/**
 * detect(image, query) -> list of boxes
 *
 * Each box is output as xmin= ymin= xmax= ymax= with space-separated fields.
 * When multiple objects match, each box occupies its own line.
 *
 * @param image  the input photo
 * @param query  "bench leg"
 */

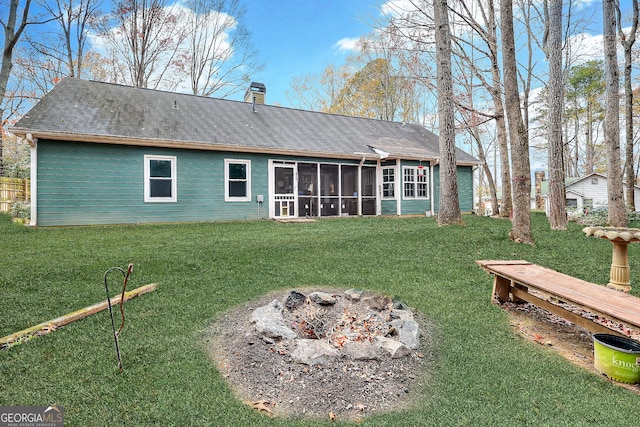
xmin=493 ymin=275 xmax=511 ymax=303
xmin=511 ymin=283 xmax=528 ymax=303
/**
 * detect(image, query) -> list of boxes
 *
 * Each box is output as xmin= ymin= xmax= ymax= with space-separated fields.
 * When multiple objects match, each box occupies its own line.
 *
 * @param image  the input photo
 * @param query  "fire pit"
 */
xmin=202 ymin=288 xmax=431 ymax=420
xmin=584 ymin=226 xmax=640 ymax=292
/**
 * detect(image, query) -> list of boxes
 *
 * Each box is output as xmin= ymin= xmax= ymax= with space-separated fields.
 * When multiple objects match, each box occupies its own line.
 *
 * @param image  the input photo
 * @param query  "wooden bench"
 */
xmin=476 ymin=260 xmax=640 ymax=337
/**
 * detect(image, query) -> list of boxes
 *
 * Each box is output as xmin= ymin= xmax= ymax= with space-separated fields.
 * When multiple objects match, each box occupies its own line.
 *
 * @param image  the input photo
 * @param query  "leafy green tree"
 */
xmin=566 ymin=60 xmax=605 ymax=175
xmin=328 ymin=58 xmax=413 ymax=121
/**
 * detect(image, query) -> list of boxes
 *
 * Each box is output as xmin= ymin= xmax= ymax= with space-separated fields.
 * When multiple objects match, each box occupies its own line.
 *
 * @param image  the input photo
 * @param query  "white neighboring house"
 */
xmin=542 ymin=173 xmax=640 ymax=215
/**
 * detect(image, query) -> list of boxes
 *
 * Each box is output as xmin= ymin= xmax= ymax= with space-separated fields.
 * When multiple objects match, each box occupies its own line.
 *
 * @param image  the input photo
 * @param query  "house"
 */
xmin=541 ymin=172 xmax=640 ymax=215
xmin=11 ymin=78 xmax=479 ymax=226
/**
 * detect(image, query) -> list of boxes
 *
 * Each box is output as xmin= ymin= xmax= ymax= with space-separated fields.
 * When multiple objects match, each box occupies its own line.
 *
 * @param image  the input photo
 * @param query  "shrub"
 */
xmin=10 ymin=201 xmax=30 ymax=221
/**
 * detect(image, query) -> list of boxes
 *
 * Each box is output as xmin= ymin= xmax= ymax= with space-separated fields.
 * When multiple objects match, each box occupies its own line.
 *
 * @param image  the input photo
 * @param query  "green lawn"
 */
xmin=1 ymin=212 xmax=639 ymax=426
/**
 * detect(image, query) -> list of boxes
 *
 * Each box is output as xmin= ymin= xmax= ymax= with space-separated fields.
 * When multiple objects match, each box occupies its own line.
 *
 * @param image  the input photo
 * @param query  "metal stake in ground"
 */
xmin=103 ymin=264 xmax=133 ymax=372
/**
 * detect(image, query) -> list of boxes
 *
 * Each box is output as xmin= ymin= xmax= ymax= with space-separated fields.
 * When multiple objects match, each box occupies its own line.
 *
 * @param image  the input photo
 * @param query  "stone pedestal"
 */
xmin=608 ymin=240 xmax=631 ymax=292
xmin=584 ymin=226 xmax=640 ymax=293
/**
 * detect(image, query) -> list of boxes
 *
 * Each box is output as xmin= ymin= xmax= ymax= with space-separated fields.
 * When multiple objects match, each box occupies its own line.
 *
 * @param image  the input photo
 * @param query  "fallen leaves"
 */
xmin=246 ymin=400 xmax=273 ymax=415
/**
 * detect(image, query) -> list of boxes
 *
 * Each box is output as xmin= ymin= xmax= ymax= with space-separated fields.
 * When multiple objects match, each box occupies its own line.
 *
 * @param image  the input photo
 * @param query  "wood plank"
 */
xmin=477 ymin=260 xmax=532 ymax=267
xmin=493 ymin=275 xmax=511 ymax=303
xmin=482 ymin=263 xmax=640 ymax=329
xmin=510 ymin=286 xmax=625 ymax=336
xmin=1 ymin=283 xmax=157 ymax=349
xmin=478 ymin=260 xmax=640 ymax=333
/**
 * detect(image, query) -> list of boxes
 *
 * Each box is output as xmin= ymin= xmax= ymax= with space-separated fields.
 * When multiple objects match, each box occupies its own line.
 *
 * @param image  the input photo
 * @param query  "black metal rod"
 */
xmin=103 ymin=266 xmax=126 ymax=372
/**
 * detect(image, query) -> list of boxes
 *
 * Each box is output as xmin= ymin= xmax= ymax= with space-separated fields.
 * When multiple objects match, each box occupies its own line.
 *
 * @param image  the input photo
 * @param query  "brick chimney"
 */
xmin=244 ymin=82 xmax=266 ymax=105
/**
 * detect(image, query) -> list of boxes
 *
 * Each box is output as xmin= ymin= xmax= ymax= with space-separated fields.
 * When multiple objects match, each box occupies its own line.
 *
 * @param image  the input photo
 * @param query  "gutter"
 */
xmin=10 ymin=129 xmax=384 ymax=162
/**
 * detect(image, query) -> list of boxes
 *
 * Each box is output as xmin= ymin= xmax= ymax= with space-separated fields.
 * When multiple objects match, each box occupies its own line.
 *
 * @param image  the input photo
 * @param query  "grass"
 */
xmin=1 ymin=212 xmax=640 ymax=426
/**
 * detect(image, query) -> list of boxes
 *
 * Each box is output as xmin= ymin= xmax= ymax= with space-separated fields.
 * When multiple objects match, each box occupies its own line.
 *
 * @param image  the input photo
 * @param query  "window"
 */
xmin=403 ymin=166 xmax=429 ymax=199
xmin=382 ymin=167 xmax=395 ymax=198
xmin=225 ymin=159 xmax=251 ymax=201
xmin=144 ymin=155 xmax=177 ymax=202
xmin=566 ymin=198 xmax=578 ymax=208
xmin=591 ymin=178 xmax=598 ymax=185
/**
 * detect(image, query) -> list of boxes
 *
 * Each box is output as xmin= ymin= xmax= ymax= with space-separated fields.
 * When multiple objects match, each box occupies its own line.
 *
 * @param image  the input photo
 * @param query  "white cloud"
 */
xmin=567 ymin=32 xmax=605 ymax=64
xmin=334 ymin=37 xmax=360 ymax=52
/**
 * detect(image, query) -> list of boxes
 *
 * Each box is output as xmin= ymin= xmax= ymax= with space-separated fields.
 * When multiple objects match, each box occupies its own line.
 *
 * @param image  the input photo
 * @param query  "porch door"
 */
xmin=273 ymin=163 xmax=296 ymax=218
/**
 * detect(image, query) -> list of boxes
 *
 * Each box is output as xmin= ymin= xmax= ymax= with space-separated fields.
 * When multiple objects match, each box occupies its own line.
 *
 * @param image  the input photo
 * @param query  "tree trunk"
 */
xmin=434 ymin=0 xmax=462 ymax=225
xmin=619 ymin=0 xmax=638 ymax=212
xmin=1 ymin=0 xmax=33 ymax=176
xmin=546 ymin=0 xmax=567 ymax=230
xmin=501 ymin=0 xmax=534 ymax=244
xmin=603 ymin=0 xmax=627 ymax=227
xmin=486 ymin=0 xmax=512 ymax=218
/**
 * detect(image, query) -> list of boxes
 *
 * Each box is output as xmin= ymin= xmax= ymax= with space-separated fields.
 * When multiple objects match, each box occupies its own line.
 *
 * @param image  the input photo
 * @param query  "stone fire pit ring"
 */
xmin=203 ymin=287 xmax=432 ymax=420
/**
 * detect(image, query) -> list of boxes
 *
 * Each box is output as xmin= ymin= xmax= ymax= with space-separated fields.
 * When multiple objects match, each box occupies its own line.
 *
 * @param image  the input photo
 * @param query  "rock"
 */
xmin=250 ymin=299 xmax=298 ymax=340
xmin=343 ymin=340 xmax=379 ymax=360
xmin=308 ymin=292 xmax=337 ymax=305
xmin=390 ymin=319 xmax=420 ymax=349
xmin=283 ymin=290 xmax=307 ymax=311
xmin=376 ymin=336 xmax=411 ymax=358
xmin=392 ymin=298 xmax=411 ymax=311
xmin=362 ymin=294 xmax=391 ymax=311
xmin=344 ymin=288 xmax=365 ymax=301
xmin=390 ymin=308 xmax=414 ymax=321
xmin=291 ymin=339 xmax=339 ymax=365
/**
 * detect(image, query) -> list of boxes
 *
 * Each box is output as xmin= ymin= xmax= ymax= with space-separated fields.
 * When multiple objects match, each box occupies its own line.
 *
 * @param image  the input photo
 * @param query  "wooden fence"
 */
xmin=0 ymin=177 xmax=30 ymax=212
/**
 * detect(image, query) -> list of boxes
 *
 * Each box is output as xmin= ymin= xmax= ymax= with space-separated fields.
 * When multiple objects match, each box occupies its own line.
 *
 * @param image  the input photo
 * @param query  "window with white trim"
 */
xmin=225 ymin=159 xmax=251 ymax=201
xmin=144 ymin=155 xmax=177 ymax=202
xmin=382 ymin=167 xmax=395 ymax=198
xmin=403 ymin=166 xmax=429 ymax=199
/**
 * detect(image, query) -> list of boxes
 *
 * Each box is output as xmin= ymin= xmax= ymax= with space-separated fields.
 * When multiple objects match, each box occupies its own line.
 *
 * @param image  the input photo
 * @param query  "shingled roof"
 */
xmin=12 ymin=78 xmax=478 ymax=164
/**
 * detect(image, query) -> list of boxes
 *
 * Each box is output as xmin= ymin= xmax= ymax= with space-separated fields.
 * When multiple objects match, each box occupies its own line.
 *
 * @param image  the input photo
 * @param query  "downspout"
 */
xmin=396 ymin=161 xmax=401 ymax=216
xmin=430 ymin=160 xmax=438 ymax=215
xmin=26 ymin=133 xmax=37 ymax=226
xmin=375 ymin=157 xmax=382 ymax=216
xmin=358 ymin=155 xmax=365 ymax=216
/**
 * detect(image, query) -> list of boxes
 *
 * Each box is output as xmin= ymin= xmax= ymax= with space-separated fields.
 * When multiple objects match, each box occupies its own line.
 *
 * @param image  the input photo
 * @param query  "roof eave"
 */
xmin=10 ymin=129 xmax=384 ymax=161
xmin=11 ymin=128 xmax=481 ymax=166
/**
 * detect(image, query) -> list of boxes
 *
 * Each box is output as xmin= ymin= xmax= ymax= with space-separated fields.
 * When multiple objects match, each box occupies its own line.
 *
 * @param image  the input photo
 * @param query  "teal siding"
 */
xmin=36 ymin=140 xmax=270 ymax=226
xmin=381 ymin=199 xmax=397 ymax=215
xmin=457 ymin=166 xmax=474 ymax=212
xmin=399 ymin=160 xmax=431 ymax=215
xmin=35 ymin=140 xmax=475 ymax=225
xmin=432 ymin=165 xmax=474 ymax=213
xmin=401 ymin=199 xmax=431 ymax=215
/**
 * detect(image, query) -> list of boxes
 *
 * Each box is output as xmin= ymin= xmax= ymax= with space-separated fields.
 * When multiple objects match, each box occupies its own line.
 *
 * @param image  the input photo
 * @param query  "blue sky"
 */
xmin=236 ymin=0 xmax=384 ymax=106
xmin=235 ymin=0 xmax=618 ymax=108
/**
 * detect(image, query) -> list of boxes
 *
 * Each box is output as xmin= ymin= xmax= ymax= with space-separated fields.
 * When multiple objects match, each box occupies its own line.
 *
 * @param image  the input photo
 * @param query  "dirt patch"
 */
xmin=200 ymin=288 xmax=433 ymax=422
xmin=503 ymin=301 xmax=640 ymax=394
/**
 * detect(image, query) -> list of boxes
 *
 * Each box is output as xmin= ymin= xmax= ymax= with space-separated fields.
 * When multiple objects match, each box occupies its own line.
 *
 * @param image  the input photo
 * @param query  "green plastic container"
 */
xmin=593 ymin=334 xmax=640 ymax=384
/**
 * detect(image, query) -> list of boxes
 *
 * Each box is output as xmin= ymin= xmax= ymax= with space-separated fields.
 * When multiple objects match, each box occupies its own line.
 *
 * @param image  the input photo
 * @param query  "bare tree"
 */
xmin=544 ymin=0 xmax=567 ymax=229
xmin=501 ymin=0 xmax=533 ymax=244
xmin=1 ymin=0 xmax=34 ymax=175
xmin=617 ymin=0 xmax=639 ymax=211
xmin=433 ymin=0 xmax=461 ymax=224
xmin=287 ymin=65 xmax=343 ymax=112
xmin=603 ymin=0 xmax=627 ymax=227
xmin=452 ymin=0 xmax=511 ymax=218
xmin=183 ymin=0 xmax=262 ymax=98
xmin=97 ymin=0 xmax=189 ymax=90
xmin=31 ymin=0 xmax=102 ymax=79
